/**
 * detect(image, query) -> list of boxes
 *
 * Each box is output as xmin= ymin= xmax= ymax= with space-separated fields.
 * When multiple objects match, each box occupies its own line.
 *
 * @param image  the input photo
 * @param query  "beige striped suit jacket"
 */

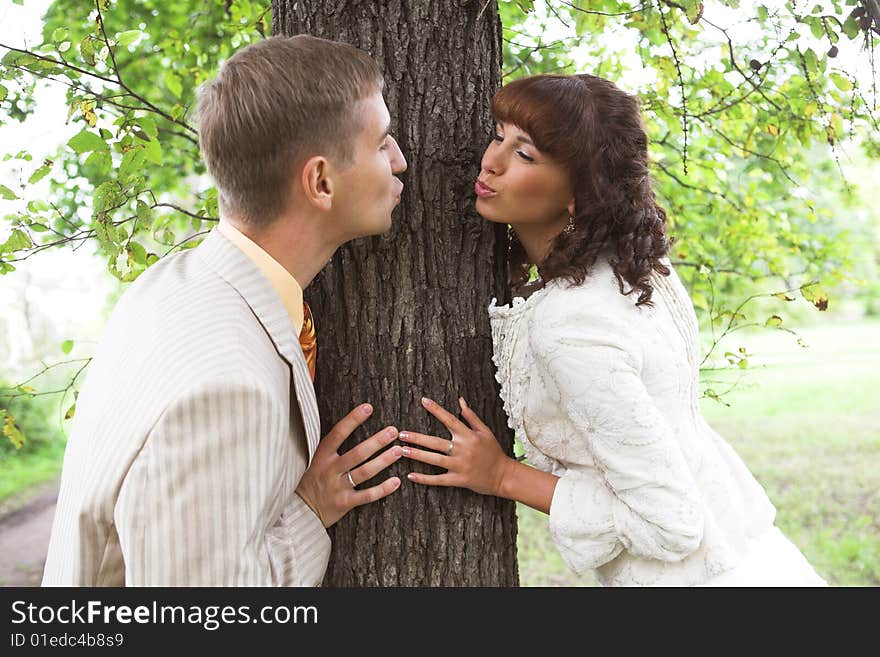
xmin=41 ymin=228 xmax=331 ymax=586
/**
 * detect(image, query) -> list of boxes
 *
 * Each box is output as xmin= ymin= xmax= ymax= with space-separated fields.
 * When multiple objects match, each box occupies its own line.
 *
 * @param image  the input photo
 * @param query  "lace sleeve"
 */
xmin=529 ymin=305 xmax=704 ymax=572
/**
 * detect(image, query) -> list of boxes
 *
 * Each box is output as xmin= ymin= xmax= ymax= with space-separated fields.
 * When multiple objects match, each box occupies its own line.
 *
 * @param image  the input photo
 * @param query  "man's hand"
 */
xmin=295 ymin=403 xmax=402 ymax=528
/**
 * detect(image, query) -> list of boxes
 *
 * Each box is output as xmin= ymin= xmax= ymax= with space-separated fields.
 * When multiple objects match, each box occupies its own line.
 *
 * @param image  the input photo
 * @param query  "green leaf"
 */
xmin=0 ymin=83 xmax=7 ymax=103
xmin=128 ymin=241 xmax=147 ymax=265
xmin=80 ymin=36 xmax=96 ymax=66
xmin=84 ymin=150 xmax=111 ymax=175
xmin=64 ymin=403 xmax=76 ymax=420
xmin=801 ymin=284 xmax=829 ymax=311
xmin=52 ymin=27 xmax=69 ymax=43
xmin=146 ymin=253 xmax=159 ymax=267
xmin=143 ymin=137 xmax=162 ymax=165
xmin=116 ymin=30 xmax=143 ymax=48
xmin=119 ymin=145 xmax=147 ymax=183
xmin=842 ymin=15 xmax=860 ymax=39
xmin=68 ymin=129 xmax=108 ymax=154
xmin=2 ymin=228 xmax=32 ymax=252
xmin=29 ymin=223 xmax=48 ymax=233
xmin=135 ymin=116 xmax=158 ymax=139
xmin=803 ymin=48 xmax=818 ymax=74
xmin=0 ymin=184 xmax=17 ymax=200
xmin=93 ymin=180 xmax=119 ymax=214
xmin=829 ymin=72 xmax=853 ymax=91
xmin=165 ymin=72 xmax=183 ymax=99
xmin=683 ymin=0 xmax=704 ymax=24
xmin=28 ymin=162 xmax=52 ymax=184
xmin=765 ymin=315 xmax=783 ymax=327
xmin=61 ymin=339 xmax=74 ymax=354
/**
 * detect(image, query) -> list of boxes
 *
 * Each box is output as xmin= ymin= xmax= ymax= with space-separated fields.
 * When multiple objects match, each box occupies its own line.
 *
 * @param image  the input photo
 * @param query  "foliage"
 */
xmin=499 ymin=0 xmax=879 ymax=371
xmin=0 ymin=0 xmax=269 ymax=281
xmin=0 ymin=380 xmax=63 ymax=455
xmin=0 ymin=0 xmax=878 ymax=408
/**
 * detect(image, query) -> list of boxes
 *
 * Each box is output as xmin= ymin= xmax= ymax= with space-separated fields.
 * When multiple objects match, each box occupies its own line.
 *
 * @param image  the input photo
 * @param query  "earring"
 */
xmin=562 ymin=215 xmax=575 ymax=234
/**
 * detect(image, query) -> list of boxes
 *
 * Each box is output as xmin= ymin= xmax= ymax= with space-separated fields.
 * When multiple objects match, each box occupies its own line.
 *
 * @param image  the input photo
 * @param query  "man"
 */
xmin=42 ymin=35 xmax=407 ymax=586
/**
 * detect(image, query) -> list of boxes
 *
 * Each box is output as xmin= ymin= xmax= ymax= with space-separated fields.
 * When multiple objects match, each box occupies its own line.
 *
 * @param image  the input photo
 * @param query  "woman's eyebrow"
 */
xmin=515 ymin=134 xmax=534 ymax=146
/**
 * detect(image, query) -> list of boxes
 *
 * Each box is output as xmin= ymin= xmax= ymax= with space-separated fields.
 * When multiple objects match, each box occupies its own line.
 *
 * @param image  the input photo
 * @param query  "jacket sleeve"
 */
xmin=529 ymin=305 xmax=704 ymax=574
xmin=115 ymin=379 xmax=330 ymax=586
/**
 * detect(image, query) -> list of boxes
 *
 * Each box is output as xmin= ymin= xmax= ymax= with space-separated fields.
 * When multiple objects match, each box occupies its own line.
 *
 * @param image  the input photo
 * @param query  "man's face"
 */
xmin=332 ymin=92 xmax=407 ymax=239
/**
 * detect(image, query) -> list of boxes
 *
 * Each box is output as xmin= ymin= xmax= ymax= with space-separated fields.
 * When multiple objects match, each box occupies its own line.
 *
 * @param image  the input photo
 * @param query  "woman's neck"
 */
xmin=510 ymin=216 xmax=568 ymax=265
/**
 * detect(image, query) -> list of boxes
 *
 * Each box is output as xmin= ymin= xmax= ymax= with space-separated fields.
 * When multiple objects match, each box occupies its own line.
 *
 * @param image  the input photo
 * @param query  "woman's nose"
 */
xmin=481 ymin=144 xmax=502 ymax=176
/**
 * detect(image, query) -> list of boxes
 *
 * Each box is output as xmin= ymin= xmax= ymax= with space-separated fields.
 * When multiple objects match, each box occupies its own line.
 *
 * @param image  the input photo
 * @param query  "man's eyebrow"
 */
xmin=379 ymin=123 xmax=391 ymax=144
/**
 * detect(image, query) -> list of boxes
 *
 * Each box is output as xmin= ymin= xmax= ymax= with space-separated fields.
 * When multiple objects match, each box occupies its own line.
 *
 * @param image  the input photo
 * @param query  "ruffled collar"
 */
xmin=488 ymin=280 xmax=557 ymax=320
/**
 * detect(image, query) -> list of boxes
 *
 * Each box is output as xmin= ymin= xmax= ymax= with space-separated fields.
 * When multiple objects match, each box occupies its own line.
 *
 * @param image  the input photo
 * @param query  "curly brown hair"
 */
xmin=492 ymin=74 xmax=671 ymax=306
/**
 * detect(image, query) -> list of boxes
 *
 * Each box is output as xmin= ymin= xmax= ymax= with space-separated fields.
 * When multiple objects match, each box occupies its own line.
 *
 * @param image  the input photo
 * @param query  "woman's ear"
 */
xmin=301 ymin=155 xmax=333 ymax=212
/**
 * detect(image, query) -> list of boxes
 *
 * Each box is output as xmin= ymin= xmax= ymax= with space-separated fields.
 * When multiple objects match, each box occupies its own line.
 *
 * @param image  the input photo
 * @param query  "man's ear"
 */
xmin=301 ymin=155 xmax=333 ymax=212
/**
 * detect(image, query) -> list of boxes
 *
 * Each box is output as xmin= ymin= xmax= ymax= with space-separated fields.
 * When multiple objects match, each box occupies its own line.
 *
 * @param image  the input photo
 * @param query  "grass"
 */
xmin=2 ymin=320 xmax=877 ymax=586
xmin=516 ymin=318 xmax=880 ymax=586
xmin=0 ymin=439 xmax=66 ymax=511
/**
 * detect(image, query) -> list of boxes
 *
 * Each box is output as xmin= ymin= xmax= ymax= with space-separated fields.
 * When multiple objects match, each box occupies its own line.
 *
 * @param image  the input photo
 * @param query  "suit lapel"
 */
xmin=195 ymin=228 xmax=321 ymax=462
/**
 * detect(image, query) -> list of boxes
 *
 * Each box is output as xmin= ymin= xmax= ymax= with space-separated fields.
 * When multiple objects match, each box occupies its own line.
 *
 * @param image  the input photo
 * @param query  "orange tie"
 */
xmin=299 ymin=302 xmax=317 ymax=381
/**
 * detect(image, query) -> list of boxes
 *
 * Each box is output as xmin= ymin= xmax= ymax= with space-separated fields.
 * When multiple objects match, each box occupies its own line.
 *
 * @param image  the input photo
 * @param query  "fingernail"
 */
xmin=421 ymin=397 xmax=432 ymax=407
xmin=386 ymin=427 xmax=398 ymax=439
xmin=459 ymin=397 xmax=467 ymax=410
xmin=400 ymin=446 xmax=411 ymax=455
xmin=362 ymin=404 xmax=373 ymax=416
xmin=407 ymin=473 xmax=416 ymax=481
xmin=399 ymin=431 xmax=410 ymax=441
xmin=391 ymin=477 xmax=401 ymax=488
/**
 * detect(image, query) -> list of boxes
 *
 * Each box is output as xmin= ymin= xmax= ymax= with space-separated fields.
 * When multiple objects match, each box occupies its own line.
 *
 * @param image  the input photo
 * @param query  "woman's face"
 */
xmin=475 ymin=122 xmax=574 ymax=229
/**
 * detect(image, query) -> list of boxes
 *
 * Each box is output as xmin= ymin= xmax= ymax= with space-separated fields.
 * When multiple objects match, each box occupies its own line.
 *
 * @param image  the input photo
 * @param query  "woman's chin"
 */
xmin=474 ymin=198 xmax=505 ymax=223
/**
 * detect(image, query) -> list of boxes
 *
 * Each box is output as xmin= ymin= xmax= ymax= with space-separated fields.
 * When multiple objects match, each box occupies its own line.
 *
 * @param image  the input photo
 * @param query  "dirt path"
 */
xmin=0 ymin=480 xmax=58 ymax=586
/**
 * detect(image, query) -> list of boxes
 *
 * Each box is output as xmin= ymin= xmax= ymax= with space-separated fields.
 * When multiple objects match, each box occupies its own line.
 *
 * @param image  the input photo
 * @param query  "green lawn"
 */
xmin=3 ymin=320 xmax=877 ymax=586
xmin=517 ymin=318 xmax=880 ymax=586
xmin=0 ymin=439 xmax=66 ymax=511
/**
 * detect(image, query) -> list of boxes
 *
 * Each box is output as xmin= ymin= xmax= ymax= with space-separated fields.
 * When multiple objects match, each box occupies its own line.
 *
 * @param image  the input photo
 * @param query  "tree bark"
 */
xmin=271 ymin=0 xmax=517 ymax=585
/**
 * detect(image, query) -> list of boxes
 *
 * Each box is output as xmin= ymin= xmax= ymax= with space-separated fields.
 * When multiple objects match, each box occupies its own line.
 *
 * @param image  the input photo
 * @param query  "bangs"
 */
xmin=491 ymin=75 xmax=582 ymax=158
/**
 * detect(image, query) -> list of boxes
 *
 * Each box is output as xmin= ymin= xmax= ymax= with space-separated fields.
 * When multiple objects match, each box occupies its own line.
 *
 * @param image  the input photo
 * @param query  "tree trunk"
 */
xmin=271 ymin=0 xmax=517 ymax=586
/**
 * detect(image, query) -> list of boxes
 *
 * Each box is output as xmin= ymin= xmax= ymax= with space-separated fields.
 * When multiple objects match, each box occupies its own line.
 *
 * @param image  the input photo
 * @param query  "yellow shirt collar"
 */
xmin=218 ymin=219 xmax=304 ymax=335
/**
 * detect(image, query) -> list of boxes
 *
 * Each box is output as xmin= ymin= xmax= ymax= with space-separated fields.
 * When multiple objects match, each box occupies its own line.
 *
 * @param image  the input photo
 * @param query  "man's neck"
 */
xmin=220 ymin=213 xmax=339 ymax=289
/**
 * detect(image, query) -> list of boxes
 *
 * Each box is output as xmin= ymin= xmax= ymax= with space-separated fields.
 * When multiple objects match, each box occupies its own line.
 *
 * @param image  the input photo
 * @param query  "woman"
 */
xmin=400 ymin=74 xmax=827 ymax=586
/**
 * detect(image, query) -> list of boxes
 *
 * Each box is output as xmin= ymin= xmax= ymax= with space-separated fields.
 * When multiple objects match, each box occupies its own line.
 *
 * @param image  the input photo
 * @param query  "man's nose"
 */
xmin=390 ymin=136 xmax=407 ymax=174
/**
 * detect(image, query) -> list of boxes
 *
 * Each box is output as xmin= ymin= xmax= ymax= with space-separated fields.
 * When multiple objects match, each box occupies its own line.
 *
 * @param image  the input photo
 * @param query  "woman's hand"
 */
xmin=401 ymin=396 xmax=513 ymax=497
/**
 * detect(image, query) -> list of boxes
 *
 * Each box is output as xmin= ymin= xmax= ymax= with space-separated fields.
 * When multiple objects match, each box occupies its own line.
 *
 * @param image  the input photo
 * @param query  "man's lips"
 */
xmin=475 ymin=180 xmax=497 ymax=197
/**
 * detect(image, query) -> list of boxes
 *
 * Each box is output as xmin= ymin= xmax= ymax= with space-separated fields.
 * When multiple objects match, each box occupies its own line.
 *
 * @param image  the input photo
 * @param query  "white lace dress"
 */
xmin=488 ymin=258 xmax=827 ymax=586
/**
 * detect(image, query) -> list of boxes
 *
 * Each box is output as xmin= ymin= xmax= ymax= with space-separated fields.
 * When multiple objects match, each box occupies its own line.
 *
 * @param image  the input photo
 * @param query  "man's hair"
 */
xmin=197 ymin=35 xmax=383 ymax=226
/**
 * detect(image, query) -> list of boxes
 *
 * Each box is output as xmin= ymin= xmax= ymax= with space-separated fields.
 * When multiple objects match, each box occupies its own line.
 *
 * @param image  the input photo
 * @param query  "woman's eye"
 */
xmin=517 ymin=151 xmax=534 ymax=162
xmin=493 ymin=133 xmax=504 ymax=142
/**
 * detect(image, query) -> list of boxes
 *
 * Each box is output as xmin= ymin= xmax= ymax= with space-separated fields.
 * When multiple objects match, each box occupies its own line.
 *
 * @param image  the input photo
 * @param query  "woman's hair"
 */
xmin=493 ymin=74 xmax=671 ymax=306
